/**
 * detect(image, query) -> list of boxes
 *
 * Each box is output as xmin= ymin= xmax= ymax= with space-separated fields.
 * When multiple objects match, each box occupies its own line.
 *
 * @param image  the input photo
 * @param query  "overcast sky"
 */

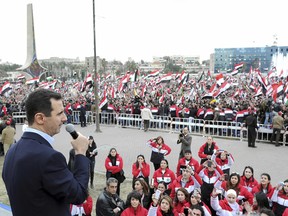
xmin=1 ymin=0 xmax=288 ymax=65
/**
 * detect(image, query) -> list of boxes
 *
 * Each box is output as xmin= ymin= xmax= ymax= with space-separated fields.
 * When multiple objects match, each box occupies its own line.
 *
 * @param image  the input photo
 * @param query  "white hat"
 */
xmin=226 ymin=189 xmax=237 ymax=197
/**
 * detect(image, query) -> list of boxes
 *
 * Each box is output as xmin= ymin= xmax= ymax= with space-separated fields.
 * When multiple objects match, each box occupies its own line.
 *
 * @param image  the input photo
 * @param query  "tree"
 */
xmin=101 ymin=58 xmax=108 ymax=75
xmin=124 ymin=60 xmax=137 ymax=73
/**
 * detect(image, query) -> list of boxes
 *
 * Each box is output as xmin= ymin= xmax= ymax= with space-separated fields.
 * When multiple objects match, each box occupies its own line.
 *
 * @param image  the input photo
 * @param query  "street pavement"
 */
xmin=1 ymin=123 xmax=287 ymax=215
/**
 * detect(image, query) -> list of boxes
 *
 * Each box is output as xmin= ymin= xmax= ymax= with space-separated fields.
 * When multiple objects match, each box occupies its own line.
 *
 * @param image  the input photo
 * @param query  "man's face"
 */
xmin=43 ymin=98 xmax=67 ymax=136
xmin=183 ymin=127 xmax=188 ymax=135
xmin=191 ymin=208 xmax=202 ymax=216
xmin=107 ymin=182 xmax=118 ymax=194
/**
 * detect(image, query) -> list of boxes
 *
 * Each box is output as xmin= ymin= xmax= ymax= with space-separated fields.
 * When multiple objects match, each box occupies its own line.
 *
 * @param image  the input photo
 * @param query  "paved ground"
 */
xmin=1 ymin=124 xmax=287 ymax=215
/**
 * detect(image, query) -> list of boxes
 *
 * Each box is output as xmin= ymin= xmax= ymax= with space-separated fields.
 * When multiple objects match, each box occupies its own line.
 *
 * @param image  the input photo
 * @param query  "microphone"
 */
xmin=65 ymin=124 xmax=78 ymax=139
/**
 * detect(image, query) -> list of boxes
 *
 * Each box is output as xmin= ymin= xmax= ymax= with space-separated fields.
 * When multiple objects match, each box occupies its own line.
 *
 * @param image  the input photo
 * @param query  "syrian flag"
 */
xmin=266 ymin=84 xmax=273 ymax=96
xmin=256 ymin=70 xmax=267 ymax=95
xmin=197 ymin=71 xmax=205 ymax=82
xmin=179 ymin=71 xmax=189 ymax=84
xmin=147 ymin=69 xmax=160 ymax=78
xmin=105 ymin=73 xmax=112 ymax=80
xmin=141 ymin=84 xmax=147 ymax=97
xmin=249 ymin=84 xmax=256 ymax=92
xmin=111 ymin=87 xmax=115 ymax=99
xmin=159 ymin=93 xmax=165 ymax=104
xmin=85 ymin=73 xmax=93 ymax=84
xmin=17 ymin=74 xmax=25 ymax=80
xmin=272 ymin=81 xmax=284 ymax=102
xmin=0 ymin=81 xmax=12 ymax=95
xmin=156 ymin=73 xmax=172 ymax=85
xmin=25 ymin=77 xmax=39 ymax=85
xmin=213 ymin=81 xmax=231 ymax=98
xmin=216 ymin=73 xmax=224 ymax=86
xmin=99 ymin=91 xmax=108 ymax=109
xmin=118 ymin=74 xmax=129 ymax=92
xmin=255 ymin=86 xmax=262 ymax=97
xmin=232 ymin=89 xmax=240 ymax=98
xmin=209 ymin=83 xmax=217 ymax=93
xmin=284 ymin=94 xmax=288 ymax=105
xmin=130 ymin=69 xmax=139 ymax=82
xmin=234 ymin=63 xmax=244 ymax=70
xmin=229 ymin=63 xmax=244 ymax=76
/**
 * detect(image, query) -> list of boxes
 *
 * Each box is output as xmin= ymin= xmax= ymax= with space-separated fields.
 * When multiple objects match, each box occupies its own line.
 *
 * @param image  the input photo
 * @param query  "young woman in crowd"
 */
xmin=189 ymin=189 xmax=211 ymax=216
xmin=105 ymin=148 xmax=124 ymax=196
xmin=214 ymin=172 xmax=254 ymax=205
xmin=244 ymin=191 xmax=270 ymax=216
xmin=86 ymin=135 xmax=97 ymax=188
xmin=271 ymin=179 xmax=288 ymax=216
xmin=132 ymin=178 xmax=151 ymax=209
xmin=132 ymin=154 xmax=150 ymax=187
xmin=240 ymin=166 xmax=259 ymax=193
xmin=122 ymin=191 xmax=148 ymax=216
xmin=146 ymin=136 xmax=171 ymax=170
xmin=173 ymin=187 xmax=190 ymax=215
xmin=252 ymin=173 xmax=274 ymax=206
xmin=152 ymin=159 xmax=176 ymax=193
xmin=210 ymin=188 xmax=243 ymax=216
xmin=198 ymin=136 xmax=219 ymax=164
xmin=148 ymin=195 xmax=174 ymax=216
xmin=211 ymin=149 xmax=234 ymax=178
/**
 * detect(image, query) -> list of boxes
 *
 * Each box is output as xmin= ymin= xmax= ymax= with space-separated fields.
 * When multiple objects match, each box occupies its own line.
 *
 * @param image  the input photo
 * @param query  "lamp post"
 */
xmin=93 ymin=0 xmax=101 ymax=132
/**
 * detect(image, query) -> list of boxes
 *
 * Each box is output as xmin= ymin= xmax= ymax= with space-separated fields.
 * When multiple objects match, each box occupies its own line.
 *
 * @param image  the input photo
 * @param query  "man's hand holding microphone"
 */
xmin=66 ymin=124 xmax=89 ymax=155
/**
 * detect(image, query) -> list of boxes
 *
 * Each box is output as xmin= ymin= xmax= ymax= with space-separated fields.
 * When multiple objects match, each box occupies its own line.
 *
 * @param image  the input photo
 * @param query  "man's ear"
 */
xmin=34 ymin=113 xmax=45 ymax=125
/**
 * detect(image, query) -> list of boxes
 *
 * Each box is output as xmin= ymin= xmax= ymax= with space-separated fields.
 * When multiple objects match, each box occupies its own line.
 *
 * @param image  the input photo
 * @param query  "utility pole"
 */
xmin=93 ymin=0 xmax=101 ymax=132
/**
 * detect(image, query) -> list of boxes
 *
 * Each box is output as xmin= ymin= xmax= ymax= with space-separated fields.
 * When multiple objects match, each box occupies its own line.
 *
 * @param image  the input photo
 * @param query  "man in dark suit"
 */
xmin=2 ymin=89 xmax=90 ymax=216
xmin=245 ymin=108 xmax=258 ymax=148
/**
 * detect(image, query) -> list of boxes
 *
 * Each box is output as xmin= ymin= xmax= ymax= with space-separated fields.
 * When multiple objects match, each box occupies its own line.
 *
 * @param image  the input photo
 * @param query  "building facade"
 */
xmin=214 ymin=45 xmax=288 ymax=73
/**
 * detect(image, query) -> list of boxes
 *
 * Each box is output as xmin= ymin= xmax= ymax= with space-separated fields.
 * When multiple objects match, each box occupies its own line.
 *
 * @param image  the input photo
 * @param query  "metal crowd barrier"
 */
xmin=11 ymin=111 xmax=287 ymax=146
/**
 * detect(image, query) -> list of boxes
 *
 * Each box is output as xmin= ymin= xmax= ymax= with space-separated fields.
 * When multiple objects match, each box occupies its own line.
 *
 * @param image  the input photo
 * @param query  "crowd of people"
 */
xmin=92 ymin=132 xmax=287 ymax=216
xmin=1 ymin=79 xmax=288 ymax=216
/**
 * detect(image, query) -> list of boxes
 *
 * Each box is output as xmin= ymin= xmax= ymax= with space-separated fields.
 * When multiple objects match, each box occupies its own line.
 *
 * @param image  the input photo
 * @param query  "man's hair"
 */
xmin=191 ymin=205 xmax=205 ymax=216
xmin=259 ymin=208 xmax=275 ymax=216
xmin=106 ymin=177 xmax=118 ymax=186
xmin=25 ymin=89 xmax=62 ymax=125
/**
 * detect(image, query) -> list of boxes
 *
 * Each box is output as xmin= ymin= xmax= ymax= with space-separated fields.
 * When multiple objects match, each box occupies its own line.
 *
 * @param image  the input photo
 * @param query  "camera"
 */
xmin=179 ymin=130 xmax=184 ymax=137
xmin=184 ymin=208 xmax=189 ymax=216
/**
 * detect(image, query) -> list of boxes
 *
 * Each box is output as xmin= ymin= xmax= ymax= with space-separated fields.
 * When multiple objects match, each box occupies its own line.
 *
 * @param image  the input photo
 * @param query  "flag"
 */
xmin=105 ymin=73 xmax=112 ymax=80
xmin=213 ymin=81 xmax=231 ymax=98
xmin=272 ymin=81 xmax=284 ymax=102
xmin=130 ymin=69 xmax=139 ymax=82
xmin=147 ymin=69 xmax=160 ymax=78
xmin=25 ymin=77 xmax=39 ymax=85
xmin=159 ymin=93 xmax=165 ymax=104
xmin=179 ymin=70 xmax=189 ymax=84
xmin=215 ymin=73 xmax=224 ymax=86
xmin=284 ymin=94 xmax=288 ymax=105
xmin=0 ymin=81 xmax=12 ymax=95
xmin=141 ymin=84 xmax=147 ymax=97
xmin=17 ymin=74 xmax=25 ymax=80
xmin=197 ymin=71 xmax=205 ymax=82
xmin=209 ymin=83 xmax=217 ymax=93
xmin=156 ymin=73 xmax=172 ymax=85
xmin=255 ymin=86 xmax=262 ymax=97
xmin=99 ymin=91 xmax=108 ymax=109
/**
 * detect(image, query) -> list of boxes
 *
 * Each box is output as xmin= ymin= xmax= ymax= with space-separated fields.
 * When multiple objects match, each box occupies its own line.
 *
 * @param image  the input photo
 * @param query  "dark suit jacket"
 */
xmin=2 ymin=132 xmax=90 ymax=216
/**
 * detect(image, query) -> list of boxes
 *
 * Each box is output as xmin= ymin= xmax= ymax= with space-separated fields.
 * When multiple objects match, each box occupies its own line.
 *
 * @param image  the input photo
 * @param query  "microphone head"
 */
xmin=65 ymin=124 xmax=75 ymax=133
